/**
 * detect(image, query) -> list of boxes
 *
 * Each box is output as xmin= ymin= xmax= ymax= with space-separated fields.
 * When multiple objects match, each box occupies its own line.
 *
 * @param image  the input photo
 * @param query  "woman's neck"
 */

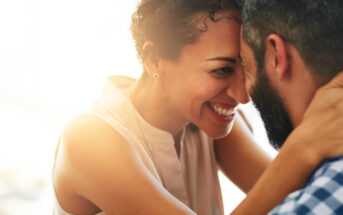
xmin=126 ymin=75 xmax=188 ymax=137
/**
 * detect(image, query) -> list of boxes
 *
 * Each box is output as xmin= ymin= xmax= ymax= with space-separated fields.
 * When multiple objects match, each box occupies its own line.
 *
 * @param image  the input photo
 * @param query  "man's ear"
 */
xmin=142 ymin=41 xmax=161 ymax=77
xmin=266 ymin=34 xmax=290 ymax=81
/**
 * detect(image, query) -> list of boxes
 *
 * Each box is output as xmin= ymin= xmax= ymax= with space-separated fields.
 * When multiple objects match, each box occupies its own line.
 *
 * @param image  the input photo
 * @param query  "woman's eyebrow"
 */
xmin=206 ymin=56 xmax=237 ymax=63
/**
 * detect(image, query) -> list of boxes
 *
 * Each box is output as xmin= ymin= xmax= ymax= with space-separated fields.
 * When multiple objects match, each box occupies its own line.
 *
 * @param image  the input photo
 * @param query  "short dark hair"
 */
xmin=131 ymin=0 xmax=242 ymax=62
xmin=242 ymin=0 xmax=343 ymax=84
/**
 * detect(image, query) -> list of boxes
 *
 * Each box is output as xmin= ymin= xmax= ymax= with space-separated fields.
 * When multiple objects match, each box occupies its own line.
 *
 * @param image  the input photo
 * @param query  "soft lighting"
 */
xmin=0 ymin=1 xmax=275 ymax=214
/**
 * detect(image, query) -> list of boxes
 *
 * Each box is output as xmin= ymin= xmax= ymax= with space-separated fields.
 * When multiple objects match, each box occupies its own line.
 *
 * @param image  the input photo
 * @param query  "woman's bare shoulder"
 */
xmin=54 ymin=114 xmax=146 ymax=199
xmin=55 ymin=114 xmax=141 ymax=178
xmin=54 ymin=114 xmax=146 ymax=212
xmin=54 ymin=115 xmax=194 ymax=215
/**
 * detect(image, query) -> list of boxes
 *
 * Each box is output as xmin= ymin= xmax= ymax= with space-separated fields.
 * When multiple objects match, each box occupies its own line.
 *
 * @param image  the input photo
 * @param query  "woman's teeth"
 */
xmin=210 ymin=103 xmax=236 ymax=117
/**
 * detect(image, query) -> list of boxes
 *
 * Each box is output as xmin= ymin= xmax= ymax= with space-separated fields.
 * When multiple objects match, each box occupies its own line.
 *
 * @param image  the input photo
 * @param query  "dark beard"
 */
xmin=250 ymin=70 xmax=294 ymax=150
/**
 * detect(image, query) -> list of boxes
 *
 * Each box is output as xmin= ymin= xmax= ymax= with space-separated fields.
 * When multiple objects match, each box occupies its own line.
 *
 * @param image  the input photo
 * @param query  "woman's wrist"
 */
xmin=281 ymin=126 xmax=323 ymax=171
xmin=232 ymin=134 xmax=322 ymax=215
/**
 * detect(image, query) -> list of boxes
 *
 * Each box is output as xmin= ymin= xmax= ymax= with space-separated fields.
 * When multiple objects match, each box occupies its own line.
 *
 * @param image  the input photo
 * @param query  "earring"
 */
xmin=152 ymin=72 xmax=160 ymax=79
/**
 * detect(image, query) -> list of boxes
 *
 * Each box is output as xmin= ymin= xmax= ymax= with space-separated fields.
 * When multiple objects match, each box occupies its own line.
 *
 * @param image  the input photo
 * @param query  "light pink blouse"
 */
xmin=54 ymin=76 xmax=224 ymax=215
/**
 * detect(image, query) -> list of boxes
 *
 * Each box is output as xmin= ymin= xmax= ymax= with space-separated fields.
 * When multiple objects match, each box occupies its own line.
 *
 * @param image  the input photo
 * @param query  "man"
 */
xmin=240 ymin=0 xmax=343 ymax=214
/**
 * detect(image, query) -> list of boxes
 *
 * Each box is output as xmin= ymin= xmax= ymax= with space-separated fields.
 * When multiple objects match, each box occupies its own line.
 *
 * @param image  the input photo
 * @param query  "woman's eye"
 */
xmin=210 ymin=67 xmax=234 ymax=78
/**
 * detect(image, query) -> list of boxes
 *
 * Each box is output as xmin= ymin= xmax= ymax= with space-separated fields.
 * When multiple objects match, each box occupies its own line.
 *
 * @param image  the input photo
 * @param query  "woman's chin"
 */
xmin=202 ymin=123 xmax=234 ymax=139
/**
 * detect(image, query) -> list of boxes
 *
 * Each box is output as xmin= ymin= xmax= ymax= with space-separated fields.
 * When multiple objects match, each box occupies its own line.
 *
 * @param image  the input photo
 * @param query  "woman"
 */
xmin=53 ymin=0 xmax=343 ymax=214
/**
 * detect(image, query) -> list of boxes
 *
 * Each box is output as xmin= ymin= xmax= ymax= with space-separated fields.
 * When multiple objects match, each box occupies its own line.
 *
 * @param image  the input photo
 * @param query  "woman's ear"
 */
xmin=142 ymin=41 xmax=161 ymax=78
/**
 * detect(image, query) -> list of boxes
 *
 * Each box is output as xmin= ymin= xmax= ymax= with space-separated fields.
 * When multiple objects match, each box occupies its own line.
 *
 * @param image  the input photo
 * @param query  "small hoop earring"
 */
xmin=152 ymin=72 xmax=160 ymax=79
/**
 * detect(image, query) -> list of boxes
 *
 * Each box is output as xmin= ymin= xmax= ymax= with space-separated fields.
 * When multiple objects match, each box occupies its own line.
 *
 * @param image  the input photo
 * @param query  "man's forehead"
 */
xmin=239 ymin=26 xmax=247 ymax=56
xmin=239 ymin=25 xmax=244 ymax=38
xmin=239 ymin=36 xmax=249 ymax=61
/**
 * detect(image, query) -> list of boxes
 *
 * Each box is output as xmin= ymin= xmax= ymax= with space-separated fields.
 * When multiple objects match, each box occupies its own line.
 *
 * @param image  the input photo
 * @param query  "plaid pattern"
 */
xmin=269 ymin=157 xmax=343 ymax=215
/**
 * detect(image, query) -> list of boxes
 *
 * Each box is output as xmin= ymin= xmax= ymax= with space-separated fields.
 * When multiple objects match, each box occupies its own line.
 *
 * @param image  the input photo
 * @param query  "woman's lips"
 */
xmin=208 ymin=102 xmax=236 ymax=123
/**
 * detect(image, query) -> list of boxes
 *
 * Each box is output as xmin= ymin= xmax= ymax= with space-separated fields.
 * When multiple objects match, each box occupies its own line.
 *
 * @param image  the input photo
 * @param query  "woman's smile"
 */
xmin=207 ymin=102 xmax=237 ymax=123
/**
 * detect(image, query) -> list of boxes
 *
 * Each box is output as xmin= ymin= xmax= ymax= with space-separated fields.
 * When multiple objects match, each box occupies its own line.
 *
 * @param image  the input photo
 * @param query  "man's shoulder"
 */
xmin=308 ymin=157 xmax=343 ymax=184
xmin=268 ymin=157 xmax=343 ymax=215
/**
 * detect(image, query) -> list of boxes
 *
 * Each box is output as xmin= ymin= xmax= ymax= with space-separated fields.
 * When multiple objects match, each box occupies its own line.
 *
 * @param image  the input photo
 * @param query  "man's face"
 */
xmin=240 ymin=35 xmax=293 ymax=150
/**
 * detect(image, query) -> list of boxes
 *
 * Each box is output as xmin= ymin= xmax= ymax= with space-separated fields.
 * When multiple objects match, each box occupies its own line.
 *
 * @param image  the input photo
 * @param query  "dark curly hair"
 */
xmin=131 ymin=0 xmax=242 ymax=62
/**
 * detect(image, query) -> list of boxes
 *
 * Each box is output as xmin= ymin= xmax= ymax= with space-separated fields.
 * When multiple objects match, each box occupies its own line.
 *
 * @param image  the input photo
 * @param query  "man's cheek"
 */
xmin=245 ymin=71 xmax=256 ymax=96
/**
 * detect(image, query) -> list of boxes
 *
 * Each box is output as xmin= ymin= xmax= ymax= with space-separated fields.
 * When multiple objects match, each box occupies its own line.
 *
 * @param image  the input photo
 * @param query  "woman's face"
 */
xmin=159 ymin=11 xmax=249 ymax=138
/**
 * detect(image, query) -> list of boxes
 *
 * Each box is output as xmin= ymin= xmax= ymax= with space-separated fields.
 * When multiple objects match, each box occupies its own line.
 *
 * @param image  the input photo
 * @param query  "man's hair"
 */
xmin=242 ymin=0 xmax=343 ymax=84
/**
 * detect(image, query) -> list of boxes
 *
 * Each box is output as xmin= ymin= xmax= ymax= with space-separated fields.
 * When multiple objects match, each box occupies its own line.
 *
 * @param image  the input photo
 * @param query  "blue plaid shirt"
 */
xmin=269 ymin=157 xmax=343 ymax=215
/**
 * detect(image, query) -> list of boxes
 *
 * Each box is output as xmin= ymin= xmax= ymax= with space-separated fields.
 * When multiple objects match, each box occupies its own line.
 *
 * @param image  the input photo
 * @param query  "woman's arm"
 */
xmin=230 ymin=139 xmax=318 ymax=215
xmin=232 ymin=72 xmax=343 ymax=214
xmin=54 ymin=115 xmax=196 ymax=215
xmin=215 ymin=113 xmax=271 ymax=193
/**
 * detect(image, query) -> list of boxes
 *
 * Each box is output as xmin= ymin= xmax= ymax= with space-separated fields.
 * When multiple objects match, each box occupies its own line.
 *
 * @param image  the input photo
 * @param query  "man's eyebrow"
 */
xmin=206 ymin=57 xmax=237 ymax=63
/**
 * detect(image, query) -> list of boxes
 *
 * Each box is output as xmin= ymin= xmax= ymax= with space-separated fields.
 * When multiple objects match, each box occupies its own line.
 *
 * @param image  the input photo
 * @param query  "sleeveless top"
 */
xmin=54 ymin=76 xmax=224 ymax=215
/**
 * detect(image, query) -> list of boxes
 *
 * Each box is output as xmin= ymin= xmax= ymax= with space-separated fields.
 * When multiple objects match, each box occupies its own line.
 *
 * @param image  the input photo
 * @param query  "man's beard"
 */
xmin=250 ymin=69 xmax=294 ymax=150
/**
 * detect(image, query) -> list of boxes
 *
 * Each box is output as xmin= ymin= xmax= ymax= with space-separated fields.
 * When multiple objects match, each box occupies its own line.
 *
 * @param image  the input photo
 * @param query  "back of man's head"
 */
xmin=242 ymin=0 xmax=343 ymax=84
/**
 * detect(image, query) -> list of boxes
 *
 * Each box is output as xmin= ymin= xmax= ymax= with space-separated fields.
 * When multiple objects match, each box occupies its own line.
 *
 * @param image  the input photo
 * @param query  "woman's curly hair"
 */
xmin=131 ymin=0 xmax=242 ymax=62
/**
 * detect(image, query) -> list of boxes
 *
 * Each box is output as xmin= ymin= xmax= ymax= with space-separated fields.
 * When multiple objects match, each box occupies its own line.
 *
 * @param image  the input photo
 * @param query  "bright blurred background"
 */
xmin=0 ymin=0 xmax=277 ymax=214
